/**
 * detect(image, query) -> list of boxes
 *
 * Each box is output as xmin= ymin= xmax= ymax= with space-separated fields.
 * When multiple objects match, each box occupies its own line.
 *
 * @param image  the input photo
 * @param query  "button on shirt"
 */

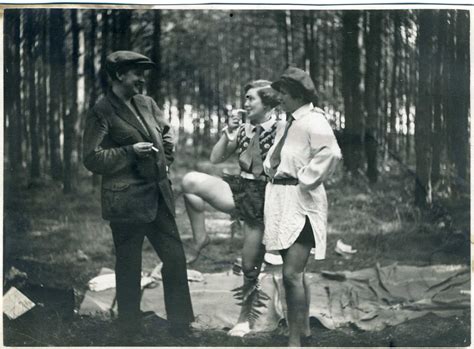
xmin=263 ymin=103 xmax=342 ymax=260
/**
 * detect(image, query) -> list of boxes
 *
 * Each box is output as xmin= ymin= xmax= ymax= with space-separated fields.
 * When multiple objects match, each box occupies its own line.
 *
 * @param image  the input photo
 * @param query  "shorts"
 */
xmin=222 ymin=174 xmax=266 ymax=228
xmin=295 ymin=216 xmax=316 ymax=247
xmin=279 ymin=216 xmax=316 ymax=255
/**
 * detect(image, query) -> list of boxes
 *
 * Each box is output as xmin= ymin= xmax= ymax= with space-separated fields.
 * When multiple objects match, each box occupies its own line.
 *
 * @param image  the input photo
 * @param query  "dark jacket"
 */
xmin=83 ymin=89 xmax=176 ymax=222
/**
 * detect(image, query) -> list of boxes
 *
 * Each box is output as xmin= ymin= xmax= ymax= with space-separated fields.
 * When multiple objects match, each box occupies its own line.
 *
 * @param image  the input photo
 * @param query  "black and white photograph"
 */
xmin=2 ymin=3 xmax=471 ymax=347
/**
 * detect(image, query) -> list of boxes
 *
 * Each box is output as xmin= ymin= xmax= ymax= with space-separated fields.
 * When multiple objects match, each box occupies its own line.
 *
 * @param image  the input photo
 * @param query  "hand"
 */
xmin=228 ymin=109 xmax=245 ymax=132
xmin=133 ymin=142 xmax=154 ymax=158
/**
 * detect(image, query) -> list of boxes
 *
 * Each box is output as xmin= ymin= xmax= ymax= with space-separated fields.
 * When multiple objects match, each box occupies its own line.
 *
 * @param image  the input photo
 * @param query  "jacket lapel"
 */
xmin=132 ymin=96 xmax=159 ymax=140
xmin=107 ymin=90 xmax=151 ymax=140
xmin=132 ymin=95 xmax=168 ymax=179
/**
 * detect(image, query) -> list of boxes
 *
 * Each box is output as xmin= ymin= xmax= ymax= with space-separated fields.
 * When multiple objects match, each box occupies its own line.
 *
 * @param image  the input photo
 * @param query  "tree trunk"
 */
xmin=389 ymin=11 xmax=401 ymax=152
xmin=48 ymin=9 xmax=64 ymax=180
xmin=85 ymin=10 xmax=98 ymax=110
xmin=404 ymin=15 xmax=413 ymax=162
xmin=431 ymin=11 xmax=446 ymax=185
xmin=286 ymin=10 xmax=293 ymax=65
xmin=276 ymin=11 xmax=290 ymax=67
xmin=452 ymin=10 xmax=470 ymax=185
xmin=332 ymin=14 xmax=339 ymax=104
xmin=341 ymin=11 xmax=365 ymax=174
xmin=63 ymin=10 xmax=80 ymax=193
xmin=100 ymin=9 xmax=110 ymax=94
xmin=381 ymin=17 xmax=391 ymax=156
xmin=4 ymin=10 xmax=23 ymax=179
xmin=310 ymin=13 xmax=320 ymax=91
xmin=112 ymin=10 xmax=132 ymax=50
xmin=38 ymin=11 xmax=49 ymax=169
xmin=364 ymin=11 xmax=383 ymax=183
xmin=25 ymin=11 xmax=41 ymax=179
xmin=322 ymin=13 xmax=329 ymax=93
xmin=215 ymin=30 xmax=222 ymax=129
xmin=303 ymin=12 xmax=310 ymax=72
xmin=148 ymin=10 xmax=163 ymax=105
xmin=414 ymin=10 xmax=434 ymax=207
xmin=81 ymin=9 xmax=97 ymax=166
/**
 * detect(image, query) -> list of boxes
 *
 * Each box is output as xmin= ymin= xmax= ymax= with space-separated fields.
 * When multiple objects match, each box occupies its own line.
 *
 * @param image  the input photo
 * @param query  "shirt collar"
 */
xmin=246 ymin=112 xmax=277 ymax=133
xmin=291 ymin=103 xmax=314 ymax=121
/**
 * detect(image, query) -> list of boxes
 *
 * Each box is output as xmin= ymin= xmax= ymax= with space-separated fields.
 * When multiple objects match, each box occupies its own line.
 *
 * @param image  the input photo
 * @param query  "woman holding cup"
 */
xmin=181 ymin=80 xmax=282 ymax=336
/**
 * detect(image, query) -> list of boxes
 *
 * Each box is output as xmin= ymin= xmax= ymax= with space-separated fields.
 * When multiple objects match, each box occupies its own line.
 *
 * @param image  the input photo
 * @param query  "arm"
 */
xmin=83 ymin=110 xmax=137 ymax=175
xmin=210 ymin=127 xmax=239 ymax=164
xmin=149 ymin=98 xmax=176 ymax=166
xmin=297 ymin=115 xmax=342 ymax=191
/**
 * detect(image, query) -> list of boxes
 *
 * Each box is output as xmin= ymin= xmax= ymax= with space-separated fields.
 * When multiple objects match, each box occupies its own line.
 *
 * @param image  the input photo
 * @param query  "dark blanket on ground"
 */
xmin=79 ymin=263 xmax=469 ymax=332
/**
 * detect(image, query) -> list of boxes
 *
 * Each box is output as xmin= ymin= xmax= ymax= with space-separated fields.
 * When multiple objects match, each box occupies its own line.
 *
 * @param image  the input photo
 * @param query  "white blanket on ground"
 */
xmin=79 ymin=264 xmax=469 ymax=332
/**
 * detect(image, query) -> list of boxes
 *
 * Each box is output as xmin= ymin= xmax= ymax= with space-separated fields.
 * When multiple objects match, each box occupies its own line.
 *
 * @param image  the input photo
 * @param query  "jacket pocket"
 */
xmin=101 ymin=181 xmax=158 ymax=222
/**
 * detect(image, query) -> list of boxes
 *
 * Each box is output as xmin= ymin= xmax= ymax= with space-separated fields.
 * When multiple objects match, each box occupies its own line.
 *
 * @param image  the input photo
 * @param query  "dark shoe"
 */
xmin=301 ymin=335 xmax=314 ymax=347
xmin=113 ymin=319 xmax=142 ymax=344
xmin=168 ymin=322 xmax=194 ymax=338
xmin=140 ymin=310 xmax=156 ymax=320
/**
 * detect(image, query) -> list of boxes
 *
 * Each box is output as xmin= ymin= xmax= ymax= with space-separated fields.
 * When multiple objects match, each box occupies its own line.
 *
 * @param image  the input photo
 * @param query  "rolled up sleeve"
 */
xmin=297 ymin=117 xmax=342 ymax=191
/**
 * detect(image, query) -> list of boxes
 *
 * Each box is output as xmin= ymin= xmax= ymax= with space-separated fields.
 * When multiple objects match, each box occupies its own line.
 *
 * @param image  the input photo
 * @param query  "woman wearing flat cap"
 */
xmin=263 ymin=67 xmax=342 ymax=347
xmin=83 ymin=51 xmax=194 ymax=338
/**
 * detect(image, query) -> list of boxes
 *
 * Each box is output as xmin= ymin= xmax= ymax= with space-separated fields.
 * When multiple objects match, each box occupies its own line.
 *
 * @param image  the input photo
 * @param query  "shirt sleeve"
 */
xmin=82 ymin=109 xmax=136 ymax=175
xmin=296 ymin=114 xmax=342 ymax=191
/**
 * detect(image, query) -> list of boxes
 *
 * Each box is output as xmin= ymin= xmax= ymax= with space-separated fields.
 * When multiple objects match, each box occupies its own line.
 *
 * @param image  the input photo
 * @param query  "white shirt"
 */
xmin=263 ymin=103 xmax=342 ymax=259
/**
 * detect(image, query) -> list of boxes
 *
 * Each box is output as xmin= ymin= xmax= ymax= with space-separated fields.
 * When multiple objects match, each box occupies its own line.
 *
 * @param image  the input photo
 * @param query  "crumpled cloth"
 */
xmin=80 ymin=264 xmax=469 ymax=332
xmin=150 ymin=263 xmax=204 ymax=282
xmin=87 ymin=265 xmax=204 ymax=292
xmin=310 ymin=263 xmax=469 ymax=331
xmin=87 ymin=272 xmax=154 ymax=292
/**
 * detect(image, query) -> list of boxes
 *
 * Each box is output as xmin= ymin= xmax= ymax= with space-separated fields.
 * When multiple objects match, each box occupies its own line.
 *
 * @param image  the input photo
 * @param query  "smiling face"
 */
xmin=244 ymin=88 xmax=269 ymax=123
xmin=117 ymin=67 xmax=146 ymax=99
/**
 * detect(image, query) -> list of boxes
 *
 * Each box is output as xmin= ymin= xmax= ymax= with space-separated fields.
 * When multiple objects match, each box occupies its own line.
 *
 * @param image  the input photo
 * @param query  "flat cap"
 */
xmin=271 ymin=67 xmax=318 ymax=104
xmin=105 ymin=51 xmax=155 ymax=76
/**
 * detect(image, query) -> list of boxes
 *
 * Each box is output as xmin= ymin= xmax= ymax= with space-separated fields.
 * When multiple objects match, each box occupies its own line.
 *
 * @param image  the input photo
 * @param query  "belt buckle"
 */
xmin=270 ymin=177 xmax=276 ymax=184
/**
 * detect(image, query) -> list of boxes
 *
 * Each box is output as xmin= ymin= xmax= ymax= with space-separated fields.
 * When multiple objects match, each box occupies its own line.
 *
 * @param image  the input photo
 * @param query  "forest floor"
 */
xmin=3 ymin=153 xmax=471 ymax=347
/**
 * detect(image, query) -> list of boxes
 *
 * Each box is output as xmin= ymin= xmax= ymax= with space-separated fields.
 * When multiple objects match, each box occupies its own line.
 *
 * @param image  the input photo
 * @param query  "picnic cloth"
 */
xmin=79 ymin=263 xmax=469 ymax=332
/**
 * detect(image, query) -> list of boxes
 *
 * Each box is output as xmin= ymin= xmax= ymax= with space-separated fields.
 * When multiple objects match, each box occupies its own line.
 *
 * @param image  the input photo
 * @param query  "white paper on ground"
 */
xmin=3 ymin=287 xmax=36 ymax=320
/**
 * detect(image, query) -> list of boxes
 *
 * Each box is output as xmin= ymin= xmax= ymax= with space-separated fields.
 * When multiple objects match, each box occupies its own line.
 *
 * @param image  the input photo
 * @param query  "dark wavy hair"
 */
xmin=244 ymin=80 xmax=280 ymax=108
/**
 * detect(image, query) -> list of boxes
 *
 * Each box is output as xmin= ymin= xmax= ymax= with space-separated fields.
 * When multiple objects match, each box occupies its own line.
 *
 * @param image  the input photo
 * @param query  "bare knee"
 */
xmin=283 ymin=269 xmax=304 ymax=289
xmin=182 ymin=172 xmax=201 ymax=194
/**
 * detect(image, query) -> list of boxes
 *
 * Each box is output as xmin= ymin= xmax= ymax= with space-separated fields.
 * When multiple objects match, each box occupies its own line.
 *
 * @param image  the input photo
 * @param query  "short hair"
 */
xmin=244 ymin=80 xmax=280 ymax=108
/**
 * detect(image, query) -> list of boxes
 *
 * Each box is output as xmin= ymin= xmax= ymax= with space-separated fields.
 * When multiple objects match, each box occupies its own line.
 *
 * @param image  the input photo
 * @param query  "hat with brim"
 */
xmin=271 ymin=67 xmax=318 ymax=103
xmin=105 ymin=50 xmax=155 ymax=76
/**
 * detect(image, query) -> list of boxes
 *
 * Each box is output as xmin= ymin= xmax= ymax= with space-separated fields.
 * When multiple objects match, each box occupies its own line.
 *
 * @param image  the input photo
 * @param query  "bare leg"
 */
xmin=183 ymin=193 xmax=208 ymax=250
xmin=281 ymin=242 xmax=312 ymax=347
xmin=182 ymin=172 xmax=235 ymax=263
xmin=228 ymin=222 xmax=266 ymax=336
xmin=302 ymin=272 xmax=311 ymax=337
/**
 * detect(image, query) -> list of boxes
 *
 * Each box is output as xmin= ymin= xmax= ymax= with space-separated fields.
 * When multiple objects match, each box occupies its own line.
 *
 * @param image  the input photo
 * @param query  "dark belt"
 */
xmin=269 ymin=177 xmax=299 ymax=185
